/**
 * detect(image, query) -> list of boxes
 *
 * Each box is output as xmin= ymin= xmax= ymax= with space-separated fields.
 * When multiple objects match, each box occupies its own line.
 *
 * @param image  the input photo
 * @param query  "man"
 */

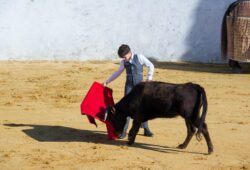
xmin=103 ymin=44 xmax=154 ymax=138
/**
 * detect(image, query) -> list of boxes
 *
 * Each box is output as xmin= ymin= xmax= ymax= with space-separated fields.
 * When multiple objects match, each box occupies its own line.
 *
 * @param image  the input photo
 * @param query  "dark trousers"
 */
xmin=122 ymin=80 xmax=150 ymax=134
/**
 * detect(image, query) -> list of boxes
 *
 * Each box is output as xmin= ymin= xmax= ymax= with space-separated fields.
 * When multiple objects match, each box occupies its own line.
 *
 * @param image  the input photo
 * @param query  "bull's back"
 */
xmin=134 ymin=82 xmax=200 ymax=118
xmin=141 ymin=81 xmax=198 ymax=98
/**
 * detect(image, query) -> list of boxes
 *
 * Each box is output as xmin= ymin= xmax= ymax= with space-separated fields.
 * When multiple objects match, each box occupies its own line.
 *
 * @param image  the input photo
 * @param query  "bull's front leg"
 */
xmin=127 ymin=120 xmax=141 ymax=145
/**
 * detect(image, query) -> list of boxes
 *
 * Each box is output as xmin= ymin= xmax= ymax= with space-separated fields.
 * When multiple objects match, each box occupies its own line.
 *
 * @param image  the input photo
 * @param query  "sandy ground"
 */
xmin=0 ymin=61 xmax=250 ymax=170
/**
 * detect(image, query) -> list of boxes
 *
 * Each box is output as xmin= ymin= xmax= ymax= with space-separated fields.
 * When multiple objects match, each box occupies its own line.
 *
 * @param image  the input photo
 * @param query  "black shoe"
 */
xmin=144 ymin=129 xmax=154 ymax=137
xmin=118 ymin=131 xmax=127 ymax=139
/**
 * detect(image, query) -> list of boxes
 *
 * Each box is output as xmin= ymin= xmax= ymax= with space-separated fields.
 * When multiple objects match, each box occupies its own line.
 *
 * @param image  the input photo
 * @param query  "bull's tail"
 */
xmin=196 ymin=85 xmax=207 ymax=141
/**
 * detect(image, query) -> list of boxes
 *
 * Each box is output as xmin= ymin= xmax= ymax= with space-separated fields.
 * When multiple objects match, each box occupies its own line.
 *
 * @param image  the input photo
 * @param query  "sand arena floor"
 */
xmin=0 ymin=61 xmax=250 ymax=170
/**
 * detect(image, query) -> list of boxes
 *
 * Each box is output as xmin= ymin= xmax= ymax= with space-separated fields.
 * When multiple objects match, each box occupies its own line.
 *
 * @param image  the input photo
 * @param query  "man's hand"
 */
xmin=102 ymin=82 xmax=107 ymax=86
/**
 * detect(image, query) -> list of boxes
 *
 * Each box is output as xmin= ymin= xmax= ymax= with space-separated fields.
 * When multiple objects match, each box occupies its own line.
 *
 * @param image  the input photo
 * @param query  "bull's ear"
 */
xmin=108 ymin=105 xmax=116 ymax=115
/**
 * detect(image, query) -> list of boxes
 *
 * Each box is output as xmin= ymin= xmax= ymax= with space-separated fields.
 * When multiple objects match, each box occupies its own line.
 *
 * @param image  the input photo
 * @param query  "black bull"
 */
xmin=106 ymin=81 xmax=214 ymax=154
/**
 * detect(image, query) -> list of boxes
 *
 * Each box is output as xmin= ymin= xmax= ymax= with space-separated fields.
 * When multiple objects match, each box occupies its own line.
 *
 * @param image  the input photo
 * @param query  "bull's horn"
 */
xmin=104 ymin=108 xmax=108 ymax=121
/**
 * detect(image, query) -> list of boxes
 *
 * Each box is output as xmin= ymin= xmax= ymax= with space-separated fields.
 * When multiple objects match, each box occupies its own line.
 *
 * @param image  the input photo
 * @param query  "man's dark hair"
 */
xmin=118 ymin=44 xmax=131 ymax=58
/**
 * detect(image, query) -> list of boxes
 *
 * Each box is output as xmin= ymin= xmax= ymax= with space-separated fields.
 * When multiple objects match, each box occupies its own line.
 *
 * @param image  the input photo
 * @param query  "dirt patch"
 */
xmin=0 ymin=61 xmax=249 ymax=169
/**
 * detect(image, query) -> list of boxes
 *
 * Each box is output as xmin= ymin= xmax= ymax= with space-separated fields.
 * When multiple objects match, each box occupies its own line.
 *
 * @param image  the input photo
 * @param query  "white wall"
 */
xmin=0 ymin=0 xmax=234 ymax=62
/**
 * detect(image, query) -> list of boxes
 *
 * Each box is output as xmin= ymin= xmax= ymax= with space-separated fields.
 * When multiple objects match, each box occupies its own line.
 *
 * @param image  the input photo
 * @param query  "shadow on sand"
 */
xmin=153 ymin=61 xmax=250 ymax=74
xmin=4 ymin=123 xmax=207 ymax=155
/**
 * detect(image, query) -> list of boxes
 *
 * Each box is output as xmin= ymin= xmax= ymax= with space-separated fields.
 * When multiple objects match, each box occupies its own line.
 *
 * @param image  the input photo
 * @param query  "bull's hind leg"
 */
xmin=178 ymin=120 xmax=196 ymax=149
xmin=201 ymin=123 xmax=214 ymax=154
xmin=127 ymin=120 xmax=141 ymax=145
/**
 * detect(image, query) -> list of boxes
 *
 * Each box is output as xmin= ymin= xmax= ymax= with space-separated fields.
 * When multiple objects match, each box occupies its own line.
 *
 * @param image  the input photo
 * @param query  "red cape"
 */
xmin=80 ymin=81 xmax=118 ymax=140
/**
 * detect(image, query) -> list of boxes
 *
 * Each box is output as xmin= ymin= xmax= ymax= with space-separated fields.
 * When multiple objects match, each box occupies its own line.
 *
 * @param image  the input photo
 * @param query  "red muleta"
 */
xmin=80 ymin=81 xmax=118 ymax=140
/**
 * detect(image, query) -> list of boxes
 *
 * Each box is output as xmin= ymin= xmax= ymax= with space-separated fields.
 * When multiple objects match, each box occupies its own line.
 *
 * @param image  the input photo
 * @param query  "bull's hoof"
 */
xmin=178 ymin=144 xmax=187 ymax=149
xmin=126 ymin=141 xmax=134 ymax=146
xmin=208 ymin=147 xmax=214 ymax=154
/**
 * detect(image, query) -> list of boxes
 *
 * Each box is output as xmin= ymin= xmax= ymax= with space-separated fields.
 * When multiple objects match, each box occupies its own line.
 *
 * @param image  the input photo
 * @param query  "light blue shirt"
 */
xmin=106 ymin=53 xmax=154 ymax=84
